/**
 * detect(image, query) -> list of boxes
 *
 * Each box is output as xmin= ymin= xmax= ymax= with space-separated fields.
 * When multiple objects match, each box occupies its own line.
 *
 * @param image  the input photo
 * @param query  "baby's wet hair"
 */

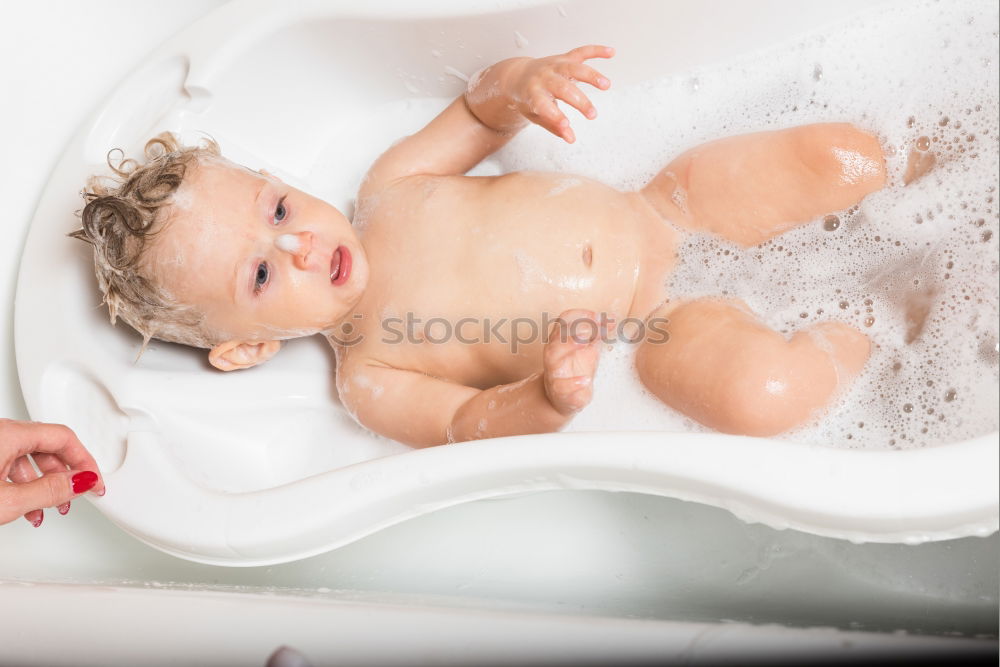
xmin=70 ymin=132 xmax=221 ymax=352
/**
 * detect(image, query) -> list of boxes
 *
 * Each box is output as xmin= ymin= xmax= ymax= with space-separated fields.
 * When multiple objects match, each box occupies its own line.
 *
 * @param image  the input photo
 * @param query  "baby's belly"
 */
xmin=361 ymin=172 xmax=664 ymax=388
xmin=474 ymin=174 xmax=640 ymax=309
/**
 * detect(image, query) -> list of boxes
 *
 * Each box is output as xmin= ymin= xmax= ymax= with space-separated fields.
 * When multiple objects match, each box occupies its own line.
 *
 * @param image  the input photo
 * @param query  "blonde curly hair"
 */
xmin=70 ymin=132 xmax=223 ymax=350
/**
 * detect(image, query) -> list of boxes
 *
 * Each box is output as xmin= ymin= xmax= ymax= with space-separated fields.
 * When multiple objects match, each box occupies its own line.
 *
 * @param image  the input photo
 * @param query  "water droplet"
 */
xmin=944 ymin=389 xmax=957 ymax=402
xmin=938 ymin=116 xmax=950 ymax=126
xmin=839 ymin=301 xmax=849 ymax=309
xmin=812 ymin=63 xmax=823 ymax=81
xmin=903 ymin=403 xmax=914 ymax=413
xmin=864 ymin=316 xmax=875 ymax=327
xmin=916 ymin=136 xmax=931 ymax=151
xmin=823 ymin=214 xmax=840 ymax=231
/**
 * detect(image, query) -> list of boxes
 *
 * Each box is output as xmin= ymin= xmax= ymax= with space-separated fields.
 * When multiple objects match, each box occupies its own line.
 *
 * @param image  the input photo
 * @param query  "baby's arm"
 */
xmin=359 ymin=46 xmax=613 ymax=200
xmin=339 ymin=310 xmax=606 ymax=447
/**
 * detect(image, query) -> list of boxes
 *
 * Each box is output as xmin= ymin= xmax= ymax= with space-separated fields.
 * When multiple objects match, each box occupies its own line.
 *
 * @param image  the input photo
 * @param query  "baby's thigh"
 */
xmin=683 ymin=123 xmax=885 ymax=245
xmin=635 ymin=299 xmax=857 ymax=436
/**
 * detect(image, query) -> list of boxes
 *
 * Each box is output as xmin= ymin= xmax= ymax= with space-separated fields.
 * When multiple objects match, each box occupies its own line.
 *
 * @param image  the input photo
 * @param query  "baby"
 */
xmin=73 ymin=45 xmax=885 ymax=447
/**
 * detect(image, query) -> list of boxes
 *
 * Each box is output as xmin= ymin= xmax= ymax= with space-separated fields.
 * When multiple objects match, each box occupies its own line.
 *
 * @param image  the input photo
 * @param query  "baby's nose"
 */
xmin=275 ymin=232 xmax=313 ymax=268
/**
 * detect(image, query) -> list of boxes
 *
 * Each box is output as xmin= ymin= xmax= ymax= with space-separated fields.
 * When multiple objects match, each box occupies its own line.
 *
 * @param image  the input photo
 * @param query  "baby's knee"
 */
xmin=718 ymin=324 xmax=870 ymax=437
xmin=716 ymin=353 xmax=831 ymax=437
xmin=797 ymin=321 xmax=871 ymax=379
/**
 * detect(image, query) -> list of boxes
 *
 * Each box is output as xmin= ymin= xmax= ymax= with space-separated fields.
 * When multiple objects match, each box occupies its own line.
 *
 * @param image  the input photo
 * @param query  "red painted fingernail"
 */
xmin=58 ymin=502 xmax=71 ymax=516
xmin=72 ymin=471 xmax=98 ymax=494
xmin=31 ymin=511 xmax=43 ymax=528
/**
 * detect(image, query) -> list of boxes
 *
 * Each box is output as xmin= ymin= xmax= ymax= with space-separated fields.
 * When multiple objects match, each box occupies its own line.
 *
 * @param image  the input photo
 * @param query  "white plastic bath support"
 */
xmin=14 ymin=0 xmax=998 ymax=566
xmin=90 ymin=428 xmax=999 ymax=566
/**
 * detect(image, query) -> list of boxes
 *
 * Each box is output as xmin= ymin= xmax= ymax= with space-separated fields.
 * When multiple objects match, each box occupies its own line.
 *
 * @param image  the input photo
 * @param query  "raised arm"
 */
xmin=339 ymin=310 xmax=607 ymax=447
xmin=359 ymin=45 xmax=614 ymax=200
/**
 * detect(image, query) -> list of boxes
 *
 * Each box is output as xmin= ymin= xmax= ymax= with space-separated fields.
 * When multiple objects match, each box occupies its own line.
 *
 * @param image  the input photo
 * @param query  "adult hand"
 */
xmin=0 ymin=419 xmax=105 ymax=527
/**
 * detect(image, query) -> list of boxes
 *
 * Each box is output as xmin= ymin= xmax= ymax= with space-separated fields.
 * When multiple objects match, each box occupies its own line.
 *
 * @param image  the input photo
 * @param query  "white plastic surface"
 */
xmin=14 ymin=0 xmax=999 ymax=566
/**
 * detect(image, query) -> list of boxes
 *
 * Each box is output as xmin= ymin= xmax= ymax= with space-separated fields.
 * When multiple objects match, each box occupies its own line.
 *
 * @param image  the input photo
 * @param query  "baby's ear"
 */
xmin=208 ymin=340 xmax=282 ymax=371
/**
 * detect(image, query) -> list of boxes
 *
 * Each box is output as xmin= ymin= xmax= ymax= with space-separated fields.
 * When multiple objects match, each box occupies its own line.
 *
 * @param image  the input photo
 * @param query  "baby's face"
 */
xmin=150 ymin=158 xmax=368 ymax=343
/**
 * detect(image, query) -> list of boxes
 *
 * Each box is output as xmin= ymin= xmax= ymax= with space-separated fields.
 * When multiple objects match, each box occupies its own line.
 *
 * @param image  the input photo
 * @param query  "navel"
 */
xmin=582 ymin=244 xmax=593 ymax=268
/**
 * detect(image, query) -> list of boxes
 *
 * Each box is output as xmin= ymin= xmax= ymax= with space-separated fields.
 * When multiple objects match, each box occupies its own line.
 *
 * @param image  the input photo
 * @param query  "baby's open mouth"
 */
xmin=330 ymin=246 xmax=351 ymax=286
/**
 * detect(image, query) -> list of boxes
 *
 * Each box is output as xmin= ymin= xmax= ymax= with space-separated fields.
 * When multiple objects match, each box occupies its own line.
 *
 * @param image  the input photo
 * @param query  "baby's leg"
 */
xmin=640 ymin=123 xmax=886 ymax=246
xmin=636 ymin=299 xmax=870 ymax=437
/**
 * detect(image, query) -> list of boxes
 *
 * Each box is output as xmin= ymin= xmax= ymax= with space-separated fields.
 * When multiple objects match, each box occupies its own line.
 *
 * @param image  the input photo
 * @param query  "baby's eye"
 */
xmin=254 ymin=262 xmax=270 ymax=293
xmin=274 ymin=197 xmax=288 ymax=224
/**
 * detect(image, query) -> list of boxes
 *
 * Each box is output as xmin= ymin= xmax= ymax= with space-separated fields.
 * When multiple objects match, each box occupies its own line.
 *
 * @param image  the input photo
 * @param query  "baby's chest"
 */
xmin=361 ymin=174 xmax=643 ymax=317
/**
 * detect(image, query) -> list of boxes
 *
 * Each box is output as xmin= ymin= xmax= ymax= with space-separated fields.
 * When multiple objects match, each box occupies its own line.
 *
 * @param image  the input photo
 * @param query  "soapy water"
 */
xmin=307 ymin=0 xmax=998 ymax=449
xmin=274 ymin=233 xmax=301 ymax=253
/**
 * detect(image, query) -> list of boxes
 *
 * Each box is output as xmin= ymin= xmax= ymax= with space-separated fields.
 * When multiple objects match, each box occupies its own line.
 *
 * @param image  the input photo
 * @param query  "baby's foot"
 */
xmin=543 ymin=309 xmax=607 ymax=415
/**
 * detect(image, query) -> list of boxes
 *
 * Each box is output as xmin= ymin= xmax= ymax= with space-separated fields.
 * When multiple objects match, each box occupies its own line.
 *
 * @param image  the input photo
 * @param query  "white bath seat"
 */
xmin=15 ymin=0 xmax=999 ymax=566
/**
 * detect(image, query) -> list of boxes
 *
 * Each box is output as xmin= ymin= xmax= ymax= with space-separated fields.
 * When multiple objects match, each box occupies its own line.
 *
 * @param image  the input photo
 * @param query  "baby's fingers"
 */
xmin=529 ymin=91 xmax=574 ymax=143
xmin=550 ymin=75 xmax=597 ymax=122
xmin=547 ymin=375 xmax=593 ymax=415
xmin=565 ymin=62 xmax=611 ymax=91
xmin=566 ymin=44 xmax=615 ymax=62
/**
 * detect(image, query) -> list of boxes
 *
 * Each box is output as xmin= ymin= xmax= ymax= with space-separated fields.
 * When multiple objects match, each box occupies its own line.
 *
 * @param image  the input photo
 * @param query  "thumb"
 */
xmin=0 ymin=470 xmax=99 ymax=526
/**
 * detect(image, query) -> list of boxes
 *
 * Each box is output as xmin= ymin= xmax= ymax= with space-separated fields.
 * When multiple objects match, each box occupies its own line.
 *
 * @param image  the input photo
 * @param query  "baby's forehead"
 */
xmin=156 ymin=159 xmax=262 ymax=251
xmin=178 ymin=157 xmax=262 ymax=204
xmin=148 ymin=160 xmax=258 ymax=301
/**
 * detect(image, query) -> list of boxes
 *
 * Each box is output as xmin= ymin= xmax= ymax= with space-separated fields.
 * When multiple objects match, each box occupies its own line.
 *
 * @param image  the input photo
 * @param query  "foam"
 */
xmin=274 ymin=233 xmax=300 ymax=253
xmin=306 ymin=0 xmax=998 ymax=449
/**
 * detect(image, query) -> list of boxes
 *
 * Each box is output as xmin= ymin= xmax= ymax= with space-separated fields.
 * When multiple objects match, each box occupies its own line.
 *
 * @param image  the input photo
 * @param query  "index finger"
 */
xmin=566 ymin=45 xmax=615 ymax=61
xmin=0 ymin=420 xmax=101 ymax=483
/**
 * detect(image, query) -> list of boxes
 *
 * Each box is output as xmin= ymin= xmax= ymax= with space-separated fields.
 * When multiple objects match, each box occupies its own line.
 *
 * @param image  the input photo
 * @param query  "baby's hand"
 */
xmin=505 ymin=45 xmax=614 ymax=143
xmin=543 ymin=309 xmax=610 ymax=416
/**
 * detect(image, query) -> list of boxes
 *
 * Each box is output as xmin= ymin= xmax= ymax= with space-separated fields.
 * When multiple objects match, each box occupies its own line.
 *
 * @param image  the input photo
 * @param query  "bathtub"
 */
xmin=2 ymin=0 xmax=998 ymax=664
